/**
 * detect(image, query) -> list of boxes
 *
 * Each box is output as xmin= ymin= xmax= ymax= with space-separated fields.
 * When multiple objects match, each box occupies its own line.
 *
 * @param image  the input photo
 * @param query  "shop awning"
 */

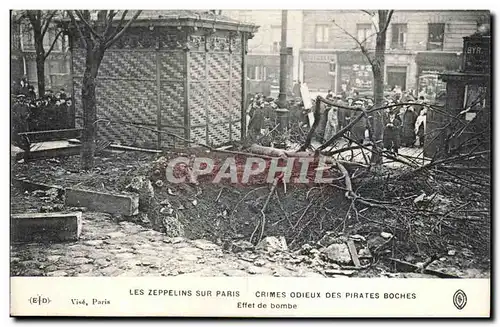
xmin=415 ymin=52 xmax=463 ymax=71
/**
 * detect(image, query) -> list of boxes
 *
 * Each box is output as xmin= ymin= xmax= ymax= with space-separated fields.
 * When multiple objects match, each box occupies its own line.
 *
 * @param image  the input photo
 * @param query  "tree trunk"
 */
xmin=80 ymin=48 xmax=104 ymax=170
xmin=33 ymin=27 xmax=46 ymax=96
xmin=369 ymin=10 xmax=390 ymax=164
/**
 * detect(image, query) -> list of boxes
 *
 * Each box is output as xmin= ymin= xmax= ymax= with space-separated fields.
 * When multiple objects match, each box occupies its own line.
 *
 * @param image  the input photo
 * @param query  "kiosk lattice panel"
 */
xmin=71 ymin=31 xmax=244 ymax=149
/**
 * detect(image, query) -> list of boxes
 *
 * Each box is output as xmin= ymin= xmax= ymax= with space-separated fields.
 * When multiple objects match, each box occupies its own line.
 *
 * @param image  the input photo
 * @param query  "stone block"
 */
xmin=11 ymin=212 xmax=83 ymax=243
xmin=65 ymin=188 xmax=139 ymax=216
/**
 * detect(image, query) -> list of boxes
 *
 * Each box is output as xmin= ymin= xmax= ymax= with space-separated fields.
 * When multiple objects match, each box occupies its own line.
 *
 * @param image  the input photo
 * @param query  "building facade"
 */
xmin=223 ymin=10 xmax=302 ymax=96
xmin=15 ymin=24 xmax=71 ymax=95
xmin=299 ymin=10 xmax=490 ymax=100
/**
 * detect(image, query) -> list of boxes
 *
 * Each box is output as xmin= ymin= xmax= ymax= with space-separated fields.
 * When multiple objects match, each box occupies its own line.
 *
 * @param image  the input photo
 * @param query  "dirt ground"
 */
xmin=10 ymin=148 xmax=491 ymax=278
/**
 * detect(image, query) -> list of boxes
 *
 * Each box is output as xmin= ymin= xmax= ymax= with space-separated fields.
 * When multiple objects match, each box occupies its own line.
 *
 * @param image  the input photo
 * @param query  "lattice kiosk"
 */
xmin=68 ymin=11 xmax=257 ymax=149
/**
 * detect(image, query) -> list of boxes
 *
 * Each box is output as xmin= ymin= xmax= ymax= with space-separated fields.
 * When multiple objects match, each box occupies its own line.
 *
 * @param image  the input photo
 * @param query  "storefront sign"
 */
xmin=463 ymin=37 xmax=490 ymax=73
xmin=301 ymin=53 xmax=335 ymax=62
xmin=340 ymin=64 xmax=373 ymax=93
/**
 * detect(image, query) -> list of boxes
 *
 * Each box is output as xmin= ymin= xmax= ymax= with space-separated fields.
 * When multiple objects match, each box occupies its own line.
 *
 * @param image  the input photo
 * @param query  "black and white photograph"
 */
xmin=8 ymin=7 xmax=492 ymax=317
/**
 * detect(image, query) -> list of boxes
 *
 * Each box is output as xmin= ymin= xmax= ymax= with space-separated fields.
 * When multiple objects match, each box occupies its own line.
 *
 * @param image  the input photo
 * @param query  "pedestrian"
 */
xmin=383 ymin=110 xmax=402 ymax=154
xmin=400 ymin=106 xmax=417 ymax=147
xmin=248 ymin=101 xmax=265 ymax=139
xmin=292 ymin=80 xmax=302 ymax=98
xmin=316 ymin=101 xmax=328 ymax=142
xmin=326 ymin=90 xmax=334 ymax=101
xmin=415 ymin=107 xmax=427 ymax=147
xmin=350 ymin=100 xmax=365 ymax=143
xmin=323 ymin=105 xmax=339 ymax=142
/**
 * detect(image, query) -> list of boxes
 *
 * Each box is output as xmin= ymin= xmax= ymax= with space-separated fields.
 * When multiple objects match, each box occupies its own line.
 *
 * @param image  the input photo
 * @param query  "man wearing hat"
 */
xmin=324 ymin=102 xmax=339 ymax=142
xmin=400 ymin=105 xmax=417 ymax=147
xmin=383 ymin=109 xmax=402 ymax=154
xmin=350 ymin=100 xmax=366 ymax=143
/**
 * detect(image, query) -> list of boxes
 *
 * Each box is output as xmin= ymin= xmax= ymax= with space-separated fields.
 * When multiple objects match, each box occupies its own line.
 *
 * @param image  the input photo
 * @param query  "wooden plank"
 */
xmin=346 ymin=240 xmax=361 ymax=268
xmin=65 ymin=188 xmax=139 ymax=216
xmin=108 ymin=144 xmax=162 ymax=154
xmin=11 ymin=212 xmax=82 ymax=243
xmin=15 ymin=145 xmax=81 ymax=161
xmin=18 ymin=128 xmax=83 ymax=143
xmin=386 ymin=258 xmax=461 ymax=279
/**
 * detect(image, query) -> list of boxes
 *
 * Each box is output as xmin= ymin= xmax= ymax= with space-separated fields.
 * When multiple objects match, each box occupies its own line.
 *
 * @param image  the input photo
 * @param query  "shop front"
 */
xmin=247 ymin=50 xmax=293 ymax=97
xmin=415 ymin=52 xmax=462 ymax=102
xmin=336 ymin=51 xmax=373 ymax=96
xmin=300 ymin=51 xmax=336 ymax=92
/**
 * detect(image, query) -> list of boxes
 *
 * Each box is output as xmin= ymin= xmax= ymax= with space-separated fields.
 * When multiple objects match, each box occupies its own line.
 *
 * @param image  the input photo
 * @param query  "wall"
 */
xmin=300 ymin=10 xmax=490 ymax=92
xmin=223 ymin=10 xmax=303 ymax=82
xmin=19 ymin=22 xmax=71 ymax=95
xmin=302 ymin=10 xmax=489 ymax=52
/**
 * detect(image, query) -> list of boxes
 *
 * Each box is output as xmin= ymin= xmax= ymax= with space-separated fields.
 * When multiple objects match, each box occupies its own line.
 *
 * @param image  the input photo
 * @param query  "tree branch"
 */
xmin=103 ymin=10 xmax=117 ymax=39
xmin=115 ymin=10 xmax=129 ymax=33
xmin=361 ymin=10 xmax=375 ymax=16
xmin=41 ymin=10 xmax=57 ymax=38
xmin=74 ymin=9 xmax=103 ymax=42
xmin=67 ymin=10 xmax=87 ymax=49
xmin=332 ymin=20 xmax=374 ymax=65
xmin=380 ymin=10 xmax=394 ymax=34
xmin=43 ymin=29 xmax=64 ymax=60
xmin=105 ymin=10 xmax=142 ymax=49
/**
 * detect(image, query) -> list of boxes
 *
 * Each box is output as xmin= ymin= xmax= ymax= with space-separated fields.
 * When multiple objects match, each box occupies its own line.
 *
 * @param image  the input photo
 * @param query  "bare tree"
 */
xmin=333 ymin=10 xmax=394 ymax=164
xmin=67 ymin=10 xmax=142 ymax=170
xmin=15 ymin=10 xmax=65 ymax=96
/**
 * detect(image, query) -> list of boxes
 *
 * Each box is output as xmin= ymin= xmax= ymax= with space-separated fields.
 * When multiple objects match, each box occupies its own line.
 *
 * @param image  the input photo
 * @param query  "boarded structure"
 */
xmin=425 ymin=25 xmax=491 ymax=158
xmin=69 ymin=11 xmax=257 ymax=149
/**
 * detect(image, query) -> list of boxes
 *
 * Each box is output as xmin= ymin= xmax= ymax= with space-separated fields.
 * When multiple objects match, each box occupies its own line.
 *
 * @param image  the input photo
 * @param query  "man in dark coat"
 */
xmin=248 ymin=102 xmax=265 ymax=138
xmin=400 ymin=106 xmax=417 ymax=147
xmin=292 ymin=81 xmax=302 ymax=98
xmin=383 ymin=110 xmax=402 ymax=154
xmin=350 ymin=100 xmax=366 ymax=143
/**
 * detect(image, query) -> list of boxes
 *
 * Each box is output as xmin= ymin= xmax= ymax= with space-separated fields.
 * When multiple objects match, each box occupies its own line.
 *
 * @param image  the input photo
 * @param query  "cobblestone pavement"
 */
xmin=10 ymin=213 xmax=326 ymax=278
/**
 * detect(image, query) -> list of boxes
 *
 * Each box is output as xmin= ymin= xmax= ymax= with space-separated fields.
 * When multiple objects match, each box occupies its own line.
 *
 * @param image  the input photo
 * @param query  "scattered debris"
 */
xmin=346 ymin=240 xmax=361 ymax=268
xmin=162 ymin=215 xmax=185 ymax=238
xmin=230 ymin=240 xmax=254 ymax=253
xmin=321 ymin=243 xmax=352 ymax=264
xmin=324 ymin=269 xmax=356 ymax=276
xmin=255 ymin=236 xmax=288 ymax=253
xmin=318 ymin=232 xmax=348 ymax=247
xmin=448 ymin=249 xmax=457 ymax=256
xmin=380 ymin=232 xmax=393 ymax=239
xmin=386 ymin=258 xmax=460 ymax=278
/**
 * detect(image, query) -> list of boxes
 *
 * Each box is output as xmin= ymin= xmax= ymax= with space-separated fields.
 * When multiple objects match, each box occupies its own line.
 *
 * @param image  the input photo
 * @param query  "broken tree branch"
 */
xmin=298 ymin=96 xmax=322 ymax=152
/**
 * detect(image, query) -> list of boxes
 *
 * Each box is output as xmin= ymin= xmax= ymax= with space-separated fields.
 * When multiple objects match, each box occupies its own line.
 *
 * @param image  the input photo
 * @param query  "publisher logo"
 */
xmin=453 ymin=290 xmax=467 ymax=310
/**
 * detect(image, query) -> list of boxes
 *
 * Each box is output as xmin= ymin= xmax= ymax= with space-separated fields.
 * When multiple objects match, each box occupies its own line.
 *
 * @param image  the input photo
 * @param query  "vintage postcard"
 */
xmin=9 ymin=8 xmax=491 ymax=318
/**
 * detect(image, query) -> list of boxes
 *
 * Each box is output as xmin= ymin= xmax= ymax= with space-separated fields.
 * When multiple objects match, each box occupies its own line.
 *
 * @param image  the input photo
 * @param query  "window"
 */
xmin=248 ymin=65 xmax=266 ymax=81
xmin=357 ymin=24 xmax=372 ymax=44
xmin=21 ymin=26 xmax=35 ymax=51
xmin=329 ymin=61 xmax=336 ymax=73
xmin=428 ymin=23 xmax=445 ymax=50
xmin=391 ymin=24 xmax=407 ymax=49
xmin=315 ymin=24 xmax=329 ymax=44
xmin=43 ymin=29 xmax=62 ymax=52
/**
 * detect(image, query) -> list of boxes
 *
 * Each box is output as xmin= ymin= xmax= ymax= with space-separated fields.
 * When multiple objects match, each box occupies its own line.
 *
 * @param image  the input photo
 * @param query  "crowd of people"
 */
xmin=318 ymin=89 xmax=428 ymax=154
xmin=246 ymin=86 xmax=429 ymax=156
xmin=11 ymin=78 xmax=73 ymax=138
